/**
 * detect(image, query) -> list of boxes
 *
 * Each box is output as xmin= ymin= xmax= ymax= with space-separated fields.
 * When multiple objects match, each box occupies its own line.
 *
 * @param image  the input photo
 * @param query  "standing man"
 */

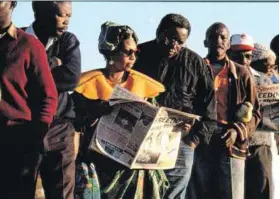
xmin=228 ymin=34 xmax=277 ymax=199
xmin=187 ymin=23 xmax=261 ymax=199
xmin=0 ymin=1 xmax=58 ymax=199
xmin=134 ymin=13 xmax=216 ymax=199
xmin=24 ymin=1 xmax=81 ymax=199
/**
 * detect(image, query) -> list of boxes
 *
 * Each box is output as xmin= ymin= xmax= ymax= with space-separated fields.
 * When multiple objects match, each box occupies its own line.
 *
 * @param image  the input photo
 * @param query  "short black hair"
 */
xmin=11 ymin=1 xmax=17 ymax=8
xmin=32 ymin=1 xmax=57 ymax=20
xmin=156 ymin=13 xmax=191 ymax=39
xmin=205 ymin=22 xmax=229 ymax=40
xmin=32 ymin=1 xmax=71 ymax=21
xmin=270 ymin=34 xmax=279 ymax=56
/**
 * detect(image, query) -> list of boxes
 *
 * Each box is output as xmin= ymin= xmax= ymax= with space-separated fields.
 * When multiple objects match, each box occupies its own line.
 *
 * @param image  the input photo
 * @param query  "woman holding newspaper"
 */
xmin=72 ymin=21 xmax=167 ymax=199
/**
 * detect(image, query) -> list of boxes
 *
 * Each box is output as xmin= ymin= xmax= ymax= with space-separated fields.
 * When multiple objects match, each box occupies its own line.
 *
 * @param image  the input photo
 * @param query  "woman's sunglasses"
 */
xmin=119 ymin=49 xmax=141 ymax=57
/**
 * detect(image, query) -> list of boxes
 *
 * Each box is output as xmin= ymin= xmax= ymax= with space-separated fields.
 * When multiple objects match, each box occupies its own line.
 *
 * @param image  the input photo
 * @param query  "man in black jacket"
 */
xmin=24 ymin=1 xmax=81 ymax=199
xmin=134 ymin=13 xmax=216 ymax=199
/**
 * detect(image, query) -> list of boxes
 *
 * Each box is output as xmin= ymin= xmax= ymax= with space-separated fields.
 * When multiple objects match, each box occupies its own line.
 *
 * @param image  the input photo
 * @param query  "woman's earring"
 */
xmin=109 ymin=60 xmax=114 ymax=65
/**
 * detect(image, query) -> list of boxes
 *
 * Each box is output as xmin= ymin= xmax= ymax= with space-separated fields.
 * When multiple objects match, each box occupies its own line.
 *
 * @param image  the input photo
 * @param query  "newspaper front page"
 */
xmin=89 ymin=85 xmax=200 ymax=169
xmin=257 ymin=84 xmax=279 ymax=132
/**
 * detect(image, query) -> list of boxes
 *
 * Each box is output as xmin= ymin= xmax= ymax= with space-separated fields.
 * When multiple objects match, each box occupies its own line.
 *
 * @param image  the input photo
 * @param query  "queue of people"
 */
xmin=0 ymin=1 xmax=278 ymax=199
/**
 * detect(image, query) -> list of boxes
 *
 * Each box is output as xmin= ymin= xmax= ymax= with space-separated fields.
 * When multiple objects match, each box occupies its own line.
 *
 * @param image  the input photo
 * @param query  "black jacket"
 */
xmin=46 ymin=31 xmax=81 ymax=121
xmin=134 ymin=40 xmax=216 ymax=145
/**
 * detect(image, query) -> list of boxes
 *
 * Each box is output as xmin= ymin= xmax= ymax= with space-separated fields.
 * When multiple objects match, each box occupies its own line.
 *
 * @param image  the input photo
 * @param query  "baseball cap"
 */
xmin=230 ymin=33 xmax=255 ymax=51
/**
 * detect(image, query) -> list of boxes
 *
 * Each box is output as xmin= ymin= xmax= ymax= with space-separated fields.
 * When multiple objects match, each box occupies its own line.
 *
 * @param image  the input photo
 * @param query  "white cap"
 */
xmin=230 ymin=33 xmax=255 ymax=51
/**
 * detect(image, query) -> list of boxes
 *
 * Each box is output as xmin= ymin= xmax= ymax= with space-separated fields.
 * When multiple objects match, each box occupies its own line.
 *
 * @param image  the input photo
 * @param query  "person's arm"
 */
xmin=30 ymin=39 xmax=58 ymax=138
xmin=231 ymin=69 xmax=261 ymax=140
xmin=50 ymin=33 xmax=81 ymax=92
xmin=72 ymin=92 xmax=113 ymax=131
xmin=183 ymin=58 xmax=217 ymax=147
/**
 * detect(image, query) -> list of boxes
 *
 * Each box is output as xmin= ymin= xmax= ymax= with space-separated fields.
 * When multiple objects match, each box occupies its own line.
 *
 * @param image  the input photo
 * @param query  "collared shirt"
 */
xmin=25 ymin=24 xmax=57 ymax=50
xmin=205 ymin=58 xmax=230 ymax=124
xmin=0 ymin=23 xmax=17 ymax=40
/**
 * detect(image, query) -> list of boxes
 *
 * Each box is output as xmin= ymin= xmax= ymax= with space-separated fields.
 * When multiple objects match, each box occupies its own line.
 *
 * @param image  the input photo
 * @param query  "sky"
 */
xmin=12 ymin=2 xmax=279 ymax=72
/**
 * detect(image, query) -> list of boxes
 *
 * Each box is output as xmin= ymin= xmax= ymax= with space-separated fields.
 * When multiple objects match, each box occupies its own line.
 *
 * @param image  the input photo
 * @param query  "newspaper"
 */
xmin=257 ymin=84 xmax=279 ymax=132
xmin=257 ymin=84 xmax=279 ymax=106
xmin=89 ymin=85 xmax=200 ymax=169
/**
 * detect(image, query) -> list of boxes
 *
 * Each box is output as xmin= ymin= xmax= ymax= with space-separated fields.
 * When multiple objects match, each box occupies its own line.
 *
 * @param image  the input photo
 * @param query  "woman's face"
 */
xmin=111 ymin=38 xmax=139 ymax=72
xmin=253 ymin=57 xmax=277 ymax=75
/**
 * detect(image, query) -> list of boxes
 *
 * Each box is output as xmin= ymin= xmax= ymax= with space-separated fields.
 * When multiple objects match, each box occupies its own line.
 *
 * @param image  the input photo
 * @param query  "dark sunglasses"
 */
xmin=164 ymin=37 xmax=185 ymax=46
xmin=164 ymin=31 xmax=185 ymax=46
xmin=119 ymin=49 xmax=140 ymax=57
xmin=231 ymin=52 xmax=253 ymax=60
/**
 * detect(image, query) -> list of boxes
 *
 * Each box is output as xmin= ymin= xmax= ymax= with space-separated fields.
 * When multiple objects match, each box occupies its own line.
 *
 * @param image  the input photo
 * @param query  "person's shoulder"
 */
xmin=231 ymin=61 xmax=252 ymax=79
xmin=182 ymin=47 xmax=204 ymax=62
xmin=74 ymin=69 xmax=106 ymax=99
xmin=138 ymin=40 xmax=156 ymax=51
xmin=78 ymin=69 xmax=104 ymax=86
xmin=181 ymin=47 xmax=207 ymax=72
xmin=130 ymin=69 xmax=164 ymax=89
xmin=129 ymin=69 xmax=165 ymax=98
xmin=60 ymin=31 xmax=80 ymax=43
xmin=16 ymin=28 xmax=45 ymax=50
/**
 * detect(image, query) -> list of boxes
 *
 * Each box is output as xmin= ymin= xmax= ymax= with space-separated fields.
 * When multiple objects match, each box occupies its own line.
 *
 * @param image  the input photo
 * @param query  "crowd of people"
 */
xmin=0 ymin=1 xmax=278 ymax=199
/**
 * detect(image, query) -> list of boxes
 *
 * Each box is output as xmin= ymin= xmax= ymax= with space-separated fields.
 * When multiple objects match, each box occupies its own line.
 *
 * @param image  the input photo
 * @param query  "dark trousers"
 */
xmin=0 ymin=124 xmax=41 ymax=199
xmin=245 ymin=145 xmax=273 ymax=199
xmin=0 ymin=122 xmax=75 ymax=199
xmin=186 ymin=133 xmax=245 ymax=199
xmin=40 ymin=121 xmax=76 ymax=199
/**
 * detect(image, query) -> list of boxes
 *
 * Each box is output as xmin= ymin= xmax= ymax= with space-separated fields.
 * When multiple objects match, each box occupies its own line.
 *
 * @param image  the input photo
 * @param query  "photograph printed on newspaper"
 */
xmin=256 ymin=84 xmax=279 ymax=132
xmin=89 ymin=85 xmax=200 ymax=169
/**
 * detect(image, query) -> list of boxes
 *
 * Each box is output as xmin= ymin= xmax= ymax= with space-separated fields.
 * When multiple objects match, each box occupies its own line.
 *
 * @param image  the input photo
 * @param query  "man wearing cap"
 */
xmin=0 ymin=1 xmax=58 ymax=198
xmin=187 ymin=23 xmax=260 ymax=199
xmin=229 ymin=34 xmax=278 ymax=199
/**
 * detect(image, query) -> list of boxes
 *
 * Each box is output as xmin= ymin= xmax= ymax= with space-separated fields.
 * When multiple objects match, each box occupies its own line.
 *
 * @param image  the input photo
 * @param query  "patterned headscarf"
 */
xmin=252 ymin=43 xmax=276 ymax=62
xmin=98 ymin=21 xmax=138 ymax=54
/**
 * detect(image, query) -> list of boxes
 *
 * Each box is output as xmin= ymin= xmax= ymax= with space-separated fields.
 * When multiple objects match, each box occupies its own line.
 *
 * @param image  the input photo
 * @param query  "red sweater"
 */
xmin=0 ymin=26 xmax=58 ymax=125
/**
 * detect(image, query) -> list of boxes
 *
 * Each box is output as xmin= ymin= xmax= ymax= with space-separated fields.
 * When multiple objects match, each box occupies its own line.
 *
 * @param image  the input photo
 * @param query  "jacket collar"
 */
xmin=228 ymin=57 xmax=238 ymax=80
xmin=25 ymin=23 xmax=58 ymax=51
xmin=204 ymin=55 xmax=238 ymax=80
xmin=4 ymin=23 xmax=17 ymax=39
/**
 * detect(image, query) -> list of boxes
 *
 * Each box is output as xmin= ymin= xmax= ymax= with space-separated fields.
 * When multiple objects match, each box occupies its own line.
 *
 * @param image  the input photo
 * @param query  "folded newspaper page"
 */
xmin=89 ymin=85 xmax=200 ymax=169
xmin=257 ymin=84 xmax=279 ymax=132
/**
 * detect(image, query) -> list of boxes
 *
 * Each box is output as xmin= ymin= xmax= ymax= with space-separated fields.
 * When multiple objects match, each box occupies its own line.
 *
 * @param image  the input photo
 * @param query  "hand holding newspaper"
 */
xmin=89 ymin=85 xmax=201 ymax=169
